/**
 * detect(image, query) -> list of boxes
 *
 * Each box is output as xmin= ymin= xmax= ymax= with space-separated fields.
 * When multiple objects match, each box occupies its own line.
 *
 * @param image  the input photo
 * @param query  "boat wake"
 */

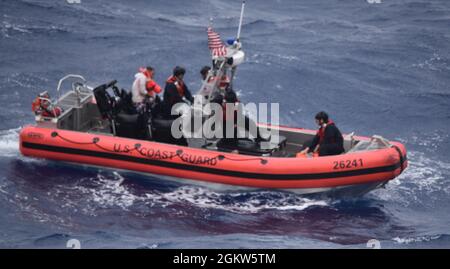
xmin=0 ymin=128 xmax=44 ymax=163
xmin=0 ymin=128 xmax=20 ymax=158
xmin=75 ymin=171 xmax=329 ymax=214
xmin=371 ymin=149 xmax=450 ymax=208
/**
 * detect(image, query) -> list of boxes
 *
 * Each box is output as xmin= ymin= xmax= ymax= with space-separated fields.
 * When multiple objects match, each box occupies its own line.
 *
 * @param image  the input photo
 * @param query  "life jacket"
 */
xmin=317 ymin=120 xmax=335 ymax=145
xmin=139 ymin=68 xmax=161 ymax=95
xmin=31 ymin=97 xmax=42 ymax=113
xmin=146 ymin=79 xmax=161 ymax=95
xmin=166 ymin=76 xmax=186 ymax=97
xmin=41 ymin=107 xmax=62 ymax=117
xmin=217 ymin=75 xmax=230 ymax=89
xmin=31 ymin=96 xmax=62 ymax=117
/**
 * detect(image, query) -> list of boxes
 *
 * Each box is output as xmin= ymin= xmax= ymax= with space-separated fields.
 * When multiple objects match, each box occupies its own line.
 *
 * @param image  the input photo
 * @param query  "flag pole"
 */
xmin=230 ymin=1 xmax=245 ymax=89
xmin=236 ymin=1 xmax=246 ymax=42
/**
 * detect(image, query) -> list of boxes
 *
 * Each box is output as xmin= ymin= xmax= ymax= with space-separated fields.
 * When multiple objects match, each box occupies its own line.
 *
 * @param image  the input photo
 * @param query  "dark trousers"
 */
xmin=302 ymin=139 xmax=344 ymax=156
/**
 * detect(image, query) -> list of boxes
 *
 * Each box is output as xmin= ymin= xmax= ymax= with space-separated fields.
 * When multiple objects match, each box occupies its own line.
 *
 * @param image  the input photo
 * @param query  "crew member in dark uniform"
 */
xmin=162 ymin=66 xmax=194 ymax=119
xmin=299 ymin=111 xmax=344 ymax=156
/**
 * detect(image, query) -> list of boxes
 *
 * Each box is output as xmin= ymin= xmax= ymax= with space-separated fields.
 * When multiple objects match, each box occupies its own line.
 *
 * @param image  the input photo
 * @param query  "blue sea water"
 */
xmin=0 ymin=0 xmax=449 ymax=248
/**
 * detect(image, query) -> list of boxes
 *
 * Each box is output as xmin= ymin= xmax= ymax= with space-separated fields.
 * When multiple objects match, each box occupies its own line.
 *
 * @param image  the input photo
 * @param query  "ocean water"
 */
xmin=0 ymin=0 xmax=449 ymax=248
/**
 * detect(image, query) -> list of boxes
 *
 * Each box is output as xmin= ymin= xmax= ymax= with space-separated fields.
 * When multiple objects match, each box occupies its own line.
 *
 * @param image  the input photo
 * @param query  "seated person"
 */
xmin=131 ymin=66 xmax=162 ymax=114
xmin=32 ymin=91 xmax=62 ymax=117
xmin=298 ymin=111 xmax=345 ymax=157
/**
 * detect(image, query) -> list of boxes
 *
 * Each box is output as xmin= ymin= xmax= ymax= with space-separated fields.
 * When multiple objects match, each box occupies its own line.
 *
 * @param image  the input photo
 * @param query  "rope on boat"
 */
xmin=217 ymin=154 xmax=268 ymax=165
xmin=51 ymin=131 xmax=136 ymax=153
xmin=50 ymin=131 xmax=268 ymax=165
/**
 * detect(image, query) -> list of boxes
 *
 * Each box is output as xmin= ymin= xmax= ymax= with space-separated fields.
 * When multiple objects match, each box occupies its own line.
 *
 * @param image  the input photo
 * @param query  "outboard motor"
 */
xmin=93 ymin=80 xmax=118 ymax=134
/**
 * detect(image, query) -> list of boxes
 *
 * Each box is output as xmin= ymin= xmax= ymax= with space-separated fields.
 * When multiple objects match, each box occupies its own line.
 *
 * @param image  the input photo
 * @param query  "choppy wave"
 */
xmin=1 ymin=20 xmax=70 ymax=38
xmin=411 ymin=52 xmax=450 ymax=72
xmin=15 ymin=0 xmax=59 ymax=11
xmin=1 ymin=0 xmax=450 ymax=248
xmin=0 ymin=21 xmax=31 ymax=38
xmin=0 ymin=73 xmax=48 ymax=91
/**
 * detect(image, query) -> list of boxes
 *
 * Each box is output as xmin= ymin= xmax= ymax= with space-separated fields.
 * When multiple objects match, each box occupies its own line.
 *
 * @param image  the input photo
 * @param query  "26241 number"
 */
xmin=333 ymin=159 xmax=363 ymax=170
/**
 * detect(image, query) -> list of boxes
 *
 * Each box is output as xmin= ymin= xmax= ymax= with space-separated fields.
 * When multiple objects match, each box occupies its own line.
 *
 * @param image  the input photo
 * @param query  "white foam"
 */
xmin=393 ymin=235 xmax=442 ymax=245
xmin=412 ymin=52 xmax=450 ymax=72
xmin=76 ymin=172 xmax=145 ymax=210
xmin=247 ymin=53 xmax=300 ymax=65
xmin=1 ymin=21 xmax=31 ymax=38
xmin=0 ymin=128 xmax=20 ymax=157
xmin=76 ymin=172 xmax=328 ymax=213
xmin=398 ymin=130 xmax=449 ymax=150
xmin=372 ymin=150 xmax=450 ymax=206
xmin=155 ymin=186 xmax=328 ymax=213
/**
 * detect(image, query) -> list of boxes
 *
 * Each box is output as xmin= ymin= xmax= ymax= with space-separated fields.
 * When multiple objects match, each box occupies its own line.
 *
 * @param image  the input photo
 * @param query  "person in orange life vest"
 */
xmin=131 ymin=66 xmax=162 ymax=112
xmin=31 ymin=92 xmax=62 ymax=118
xmin=299 ymin=111 xmax=344 ymax=157
xmin=162 ymin=66 xmax=194 ymax=118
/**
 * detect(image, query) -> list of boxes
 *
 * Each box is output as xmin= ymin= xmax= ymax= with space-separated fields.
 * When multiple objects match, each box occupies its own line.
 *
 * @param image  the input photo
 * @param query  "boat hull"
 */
xmin=19 ymin=125 xmax=408 ymax=194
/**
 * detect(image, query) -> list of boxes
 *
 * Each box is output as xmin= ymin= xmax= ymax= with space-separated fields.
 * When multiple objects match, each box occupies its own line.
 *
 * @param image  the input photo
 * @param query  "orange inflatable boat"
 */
xmin=19 ymin=76 xmax=407 ymax=196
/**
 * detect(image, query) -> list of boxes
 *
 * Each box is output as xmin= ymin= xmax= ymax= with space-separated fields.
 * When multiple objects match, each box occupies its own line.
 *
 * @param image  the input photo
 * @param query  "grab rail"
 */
xmin=56 ymin=74 xmax=86 ymax=100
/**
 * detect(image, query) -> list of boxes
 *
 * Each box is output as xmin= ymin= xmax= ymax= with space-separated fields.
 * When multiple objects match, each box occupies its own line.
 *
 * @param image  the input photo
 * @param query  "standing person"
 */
xmin=131 ymin=66 xmax=162 ymax=113
xmin=210 ymin=78 xmax=268 ymax=143
xmin=196 ymin=65 xmax=213 ymax=99
xmin=162 ymin=66 xmax=194 ymax=118
xmin=200 ymin=65 xmax=211 ymax=81
xmin=298 ymin=111 xmax=345 ymax=157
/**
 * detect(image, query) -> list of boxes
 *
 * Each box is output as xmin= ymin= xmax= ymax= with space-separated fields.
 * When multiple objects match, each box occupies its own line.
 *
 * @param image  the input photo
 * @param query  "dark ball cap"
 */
xmin=200 ymin=66 xmax=211 ymax=76
xmin=315 ymin=111 xmax=329 ymax=123
xmin=173 ymin=66 xmax=186 ymax=77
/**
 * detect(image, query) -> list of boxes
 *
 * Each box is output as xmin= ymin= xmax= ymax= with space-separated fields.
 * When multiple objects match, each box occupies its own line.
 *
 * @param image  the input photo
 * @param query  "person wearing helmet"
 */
xmin=162 ymin=66 xmax=194 ymax=118
xmin=298 ymin=111 xmax=344 ymax=157
xmin=131 ymin=66 xmax=162 ymax=113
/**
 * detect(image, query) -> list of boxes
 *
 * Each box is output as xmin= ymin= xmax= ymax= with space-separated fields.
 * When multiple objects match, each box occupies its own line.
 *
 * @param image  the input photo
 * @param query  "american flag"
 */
xmin=207 ymin=26 xmax=227 ymax=57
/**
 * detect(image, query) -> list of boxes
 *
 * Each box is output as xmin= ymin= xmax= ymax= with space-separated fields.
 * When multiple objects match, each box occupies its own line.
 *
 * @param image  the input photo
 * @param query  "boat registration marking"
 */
xmin=333 ymin=159 xmax=364 ymax=170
